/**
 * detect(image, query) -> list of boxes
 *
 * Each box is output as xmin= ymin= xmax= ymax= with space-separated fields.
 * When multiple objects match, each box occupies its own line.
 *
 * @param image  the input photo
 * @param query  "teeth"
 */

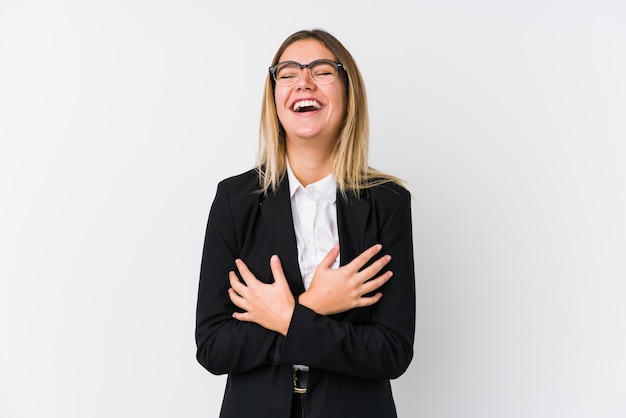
xmin=293 ymin=100 xmax=322 ymax=112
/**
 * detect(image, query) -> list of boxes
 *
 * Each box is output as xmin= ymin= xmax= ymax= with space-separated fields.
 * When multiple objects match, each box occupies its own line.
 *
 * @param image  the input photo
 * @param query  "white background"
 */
xmin=1 ymin=1 xmax=625 ymax=417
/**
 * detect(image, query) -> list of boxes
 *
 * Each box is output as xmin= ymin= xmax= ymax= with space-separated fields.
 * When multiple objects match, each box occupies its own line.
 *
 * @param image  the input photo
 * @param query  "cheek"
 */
xmin=327 ymin=84 xmax=347 ymax=116
xmin=331 ymin=91 xmax=347 ymax=120
xmin=274 ymin=85 xmax=291 ymax=106
xmin=274 ymin=90 xmax=290 ymax=121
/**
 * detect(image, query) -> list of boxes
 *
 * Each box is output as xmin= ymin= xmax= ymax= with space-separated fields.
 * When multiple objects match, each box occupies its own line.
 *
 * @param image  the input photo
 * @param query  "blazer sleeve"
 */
xmin=195 ymin=180 xmax=284 ymax=375
xmin=276 ymin=186 xmax=416 ymax=380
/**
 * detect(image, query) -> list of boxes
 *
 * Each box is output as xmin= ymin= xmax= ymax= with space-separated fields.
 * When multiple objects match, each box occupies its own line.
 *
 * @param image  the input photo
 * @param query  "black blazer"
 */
xmin=196 ymin=169 xmax=415 ymax=418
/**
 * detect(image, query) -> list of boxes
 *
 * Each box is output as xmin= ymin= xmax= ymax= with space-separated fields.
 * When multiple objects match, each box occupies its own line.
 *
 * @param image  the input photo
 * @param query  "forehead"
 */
xmin=278 ymin=39 xmax=336 ymax=63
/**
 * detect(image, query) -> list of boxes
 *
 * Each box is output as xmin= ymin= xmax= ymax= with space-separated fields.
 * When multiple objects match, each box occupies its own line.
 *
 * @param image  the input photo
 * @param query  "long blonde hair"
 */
xmin=257 ymin=29 xmax=403 ymax=196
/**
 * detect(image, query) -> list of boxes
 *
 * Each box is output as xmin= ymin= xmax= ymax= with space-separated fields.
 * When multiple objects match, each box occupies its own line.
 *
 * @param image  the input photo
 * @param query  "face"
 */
xmin=274 ymin=39 xmax=347 ymax=148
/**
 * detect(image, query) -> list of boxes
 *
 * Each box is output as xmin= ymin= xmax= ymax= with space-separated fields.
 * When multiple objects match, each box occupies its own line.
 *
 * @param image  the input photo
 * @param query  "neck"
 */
xmin=286 ymin=143 xmax=333 ymax=187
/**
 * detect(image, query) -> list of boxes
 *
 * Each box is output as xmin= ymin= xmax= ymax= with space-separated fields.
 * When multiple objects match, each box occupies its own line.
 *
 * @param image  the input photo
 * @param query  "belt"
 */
xmin=292 ymin=368 xmax=309 ymax=394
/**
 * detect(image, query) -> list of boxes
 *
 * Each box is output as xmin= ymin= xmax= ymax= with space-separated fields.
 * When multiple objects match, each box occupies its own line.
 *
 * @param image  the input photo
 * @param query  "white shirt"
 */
xmin=286 ymin=161 xmax=340 ymax=290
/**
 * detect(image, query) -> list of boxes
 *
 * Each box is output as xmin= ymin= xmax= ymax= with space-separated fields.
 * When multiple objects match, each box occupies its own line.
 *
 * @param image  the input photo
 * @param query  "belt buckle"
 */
xmin=292 ymin=368 xmax=307 ymax=394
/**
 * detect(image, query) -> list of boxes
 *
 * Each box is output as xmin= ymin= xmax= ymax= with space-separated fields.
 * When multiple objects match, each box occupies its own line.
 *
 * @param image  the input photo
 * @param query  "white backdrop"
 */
xmin=1 ymin=1 xmax=625 ymax=417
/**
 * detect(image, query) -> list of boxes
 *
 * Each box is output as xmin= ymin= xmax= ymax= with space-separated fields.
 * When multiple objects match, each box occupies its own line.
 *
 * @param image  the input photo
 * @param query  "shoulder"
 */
xmin=216 ymin=168 xmax=260 ymax=192
xmin=367 ymin=181 xmax=410 ymax=199
xmin=340 ymin=181 xmax=411 ymax=217
xmin=211 ymin=169 xmax=263 ymax=212
xmin=365 ymin=182 xmax=413 ymax=229
xmin=359 ymin=181 xmax=411 ymax=207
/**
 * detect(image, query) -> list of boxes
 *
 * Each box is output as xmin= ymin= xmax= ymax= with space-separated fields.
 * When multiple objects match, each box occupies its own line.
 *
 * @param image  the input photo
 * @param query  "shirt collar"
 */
xmin=286 ymin=159 xmax=337 ymax=204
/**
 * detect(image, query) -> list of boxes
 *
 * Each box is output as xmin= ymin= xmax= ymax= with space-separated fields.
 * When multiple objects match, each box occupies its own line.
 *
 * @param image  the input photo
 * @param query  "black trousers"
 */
xmin=290 ymin=393 xmax=306 ymax=418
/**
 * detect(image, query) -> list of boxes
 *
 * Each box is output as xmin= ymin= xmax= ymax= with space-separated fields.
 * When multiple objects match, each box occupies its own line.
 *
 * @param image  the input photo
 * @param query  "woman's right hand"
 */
xmin=298 ymin=243 xmax=393 ymax=315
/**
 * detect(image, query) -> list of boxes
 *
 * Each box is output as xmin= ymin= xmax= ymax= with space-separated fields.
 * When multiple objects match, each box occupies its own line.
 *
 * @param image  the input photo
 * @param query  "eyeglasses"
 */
xmin=269 ymin=59 xmax=344 ymax=87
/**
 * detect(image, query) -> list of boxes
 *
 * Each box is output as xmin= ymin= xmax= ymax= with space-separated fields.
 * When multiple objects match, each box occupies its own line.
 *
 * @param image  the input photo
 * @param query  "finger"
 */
xmin=269 ymin=255 xmax=287 ymax=286
xmin=355 ymin=292 xmax=384 ymax=308
xmin=232 ymin=310 xmax=253 ymax=322
xmin=228 ymin=287 xmax=246 ymax=309
xmin=360 ymin=270 xmax=393 ymax=295
xmin=318 ymin=243 xmax=340 ymax=269
xmin=347 ymin=244 xmax=383 ymax=271
xmin=229 ymin=270 xmax=247 ymax=295
xmin=358 ymin=254 xmax=392 ymax=280
xmin=235 ymin=258 xmax=259 ymax=285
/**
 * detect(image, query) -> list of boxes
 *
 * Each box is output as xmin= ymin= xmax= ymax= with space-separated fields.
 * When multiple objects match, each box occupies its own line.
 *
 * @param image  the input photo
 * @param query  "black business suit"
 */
xmin=196 ymin=169 xmax=415 ymax=418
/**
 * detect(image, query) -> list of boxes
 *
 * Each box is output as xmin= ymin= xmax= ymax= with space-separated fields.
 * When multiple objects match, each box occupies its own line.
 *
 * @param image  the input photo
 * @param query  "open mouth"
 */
xmin=293 ymin=100 xmax=322 ymax=113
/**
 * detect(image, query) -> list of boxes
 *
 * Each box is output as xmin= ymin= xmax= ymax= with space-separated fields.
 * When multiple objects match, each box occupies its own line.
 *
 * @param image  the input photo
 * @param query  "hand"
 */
xmin=228 ymin=255 xmax=295 ymax=336
xmin=298 ymin=243 xmax=393 ymax=315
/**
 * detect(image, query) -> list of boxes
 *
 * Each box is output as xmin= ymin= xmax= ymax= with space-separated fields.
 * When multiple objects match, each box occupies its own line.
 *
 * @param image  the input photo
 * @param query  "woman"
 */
xmin=196 ymin=29 xmax=415 ymax=418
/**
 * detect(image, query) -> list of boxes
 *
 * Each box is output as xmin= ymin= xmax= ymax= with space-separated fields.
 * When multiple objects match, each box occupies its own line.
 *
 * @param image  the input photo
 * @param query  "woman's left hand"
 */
xmin=228 ymin=255 xmax=295 ymax=336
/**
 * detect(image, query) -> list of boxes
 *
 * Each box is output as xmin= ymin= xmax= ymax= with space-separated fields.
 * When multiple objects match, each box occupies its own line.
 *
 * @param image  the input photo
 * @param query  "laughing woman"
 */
xmin=196 ymin=29 xmax=416 ymax=418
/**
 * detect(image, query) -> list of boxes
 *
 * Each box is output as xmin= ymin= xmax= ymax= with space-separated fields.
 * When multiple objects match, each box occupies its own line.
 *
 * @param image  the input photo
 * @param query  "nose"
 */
xmin=295 ymin=68 xmax=316 ymax=90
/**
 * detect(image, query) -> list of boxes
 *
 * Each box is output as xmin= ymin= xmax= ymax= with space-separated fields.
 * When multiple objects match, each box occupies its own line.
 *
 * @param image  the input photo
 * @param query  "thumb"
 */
xmin=319 ymin=242 xmax=340 ymax=269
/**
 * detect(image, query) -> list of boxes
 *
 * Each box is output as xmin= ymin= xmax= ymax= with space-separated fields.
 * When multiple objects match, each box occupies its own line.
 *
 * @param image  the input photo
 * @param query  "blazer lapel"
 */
xmin=337 ymin=192 xmax=372 ymax=266
xmin=260 ymin=177 xmax=305 ymax=295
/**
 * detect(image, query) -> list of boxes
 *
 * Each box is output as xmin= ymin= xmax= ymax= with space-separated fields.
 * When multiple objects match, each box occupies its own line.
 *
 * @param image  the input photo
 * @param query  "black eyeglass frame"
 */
xmin=268 ymin=59 xmax=345 ymax=86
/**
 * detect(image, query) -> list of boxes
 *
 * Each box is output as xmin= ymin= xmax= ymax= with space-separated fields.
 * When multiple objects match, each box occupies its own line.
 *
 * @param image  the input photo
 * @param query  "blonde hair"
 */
xmin=257 ymin=29 xmax=404 ymax=196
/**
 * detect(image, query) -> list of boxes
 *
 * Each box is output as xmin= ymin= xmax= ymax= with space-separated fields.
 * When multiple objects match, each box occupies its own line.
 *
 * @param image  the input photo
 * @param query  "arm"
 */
xmin=228 ymin=243 xmax=392 ymax=334
xmin=277 ymin=188 xmax=416 ymax=379
xmin=195 ymin=181 xmax=285 ymax=375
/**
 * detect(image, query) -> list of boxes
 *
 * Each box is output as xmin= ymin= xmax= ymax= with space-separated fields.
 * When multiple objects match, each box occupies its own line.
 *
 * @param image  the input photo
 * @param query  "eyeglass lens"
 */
xmin=274 ymin=60 xmax=339 ymax=86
